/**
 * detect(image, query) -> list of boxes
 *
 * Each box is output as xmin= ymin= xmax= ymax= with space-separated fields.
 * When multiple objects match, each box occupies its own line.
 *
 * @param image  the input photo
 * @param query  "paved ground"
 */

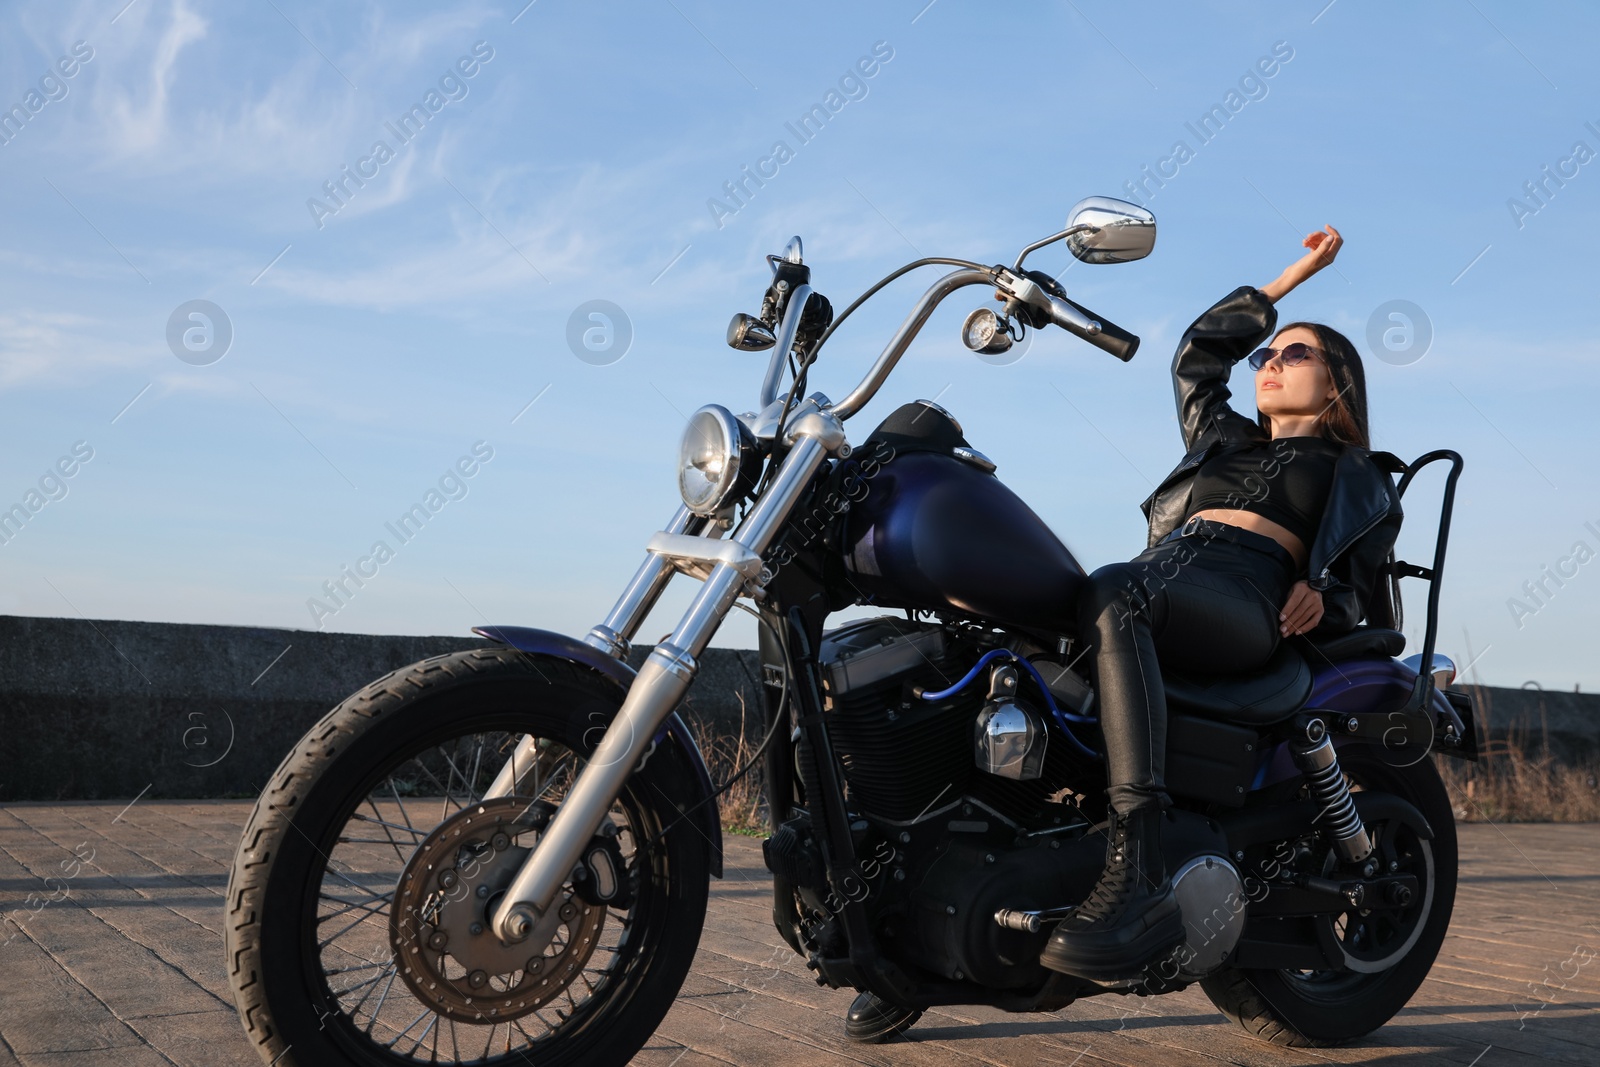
xmin=0 ymin=801 xmax=1595 ymax=1066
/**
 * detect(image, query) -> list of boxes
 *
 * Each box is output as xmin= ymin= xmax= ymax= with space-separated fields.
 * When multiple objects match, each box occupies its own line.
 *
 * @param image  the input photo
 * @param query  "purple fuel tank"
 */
xmin=841 ymin=449 xmax=1089 ymax=633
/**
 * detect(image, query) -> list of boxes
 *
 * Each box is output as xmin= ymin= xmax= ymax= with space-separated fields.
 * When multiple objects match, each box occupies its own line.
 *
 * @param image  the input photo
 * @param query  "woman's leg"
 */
xmin=1078 ymin=539 xmax=1286 ymax=813
xmin=1041 ymin=538 xmax=1287 ymax=982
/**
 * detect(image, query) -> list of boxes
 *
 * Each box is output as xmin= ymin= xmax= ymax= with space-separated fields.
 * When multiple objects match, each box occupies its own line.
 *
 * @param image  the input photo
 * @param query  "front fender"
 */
xmin=473 ymin=624 xmax=723 ymax=878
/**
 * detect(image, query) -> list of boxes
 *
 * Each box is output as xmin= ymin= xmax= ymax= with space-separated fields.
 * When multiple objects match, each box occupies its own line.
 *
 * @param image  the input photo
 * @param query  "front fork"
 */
xmin=477 ymin=502 xmax=706 ymax=804
xmin=486 ymin=410 xmax=842 ymax=944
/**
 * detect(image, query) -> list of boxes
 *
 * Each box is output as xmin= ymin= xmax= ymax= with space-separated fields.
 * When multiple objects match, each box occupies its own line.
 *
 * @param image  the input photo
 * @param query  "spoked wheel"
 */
xmin=1201 ymin=745 xmax=1458 ymax=1047
xmin=226 ymin=649 xmax=711 ymax=1067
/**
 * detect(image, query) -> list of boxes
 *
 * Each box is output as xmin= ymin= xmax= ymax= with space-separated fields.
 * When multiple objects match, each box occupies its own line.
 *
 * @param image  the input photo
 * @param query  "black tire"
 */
xmin=1200 ymin=746 xmax=1458 ymax=1047
xmin=225 ymin=647 xmax=711 ymax=1067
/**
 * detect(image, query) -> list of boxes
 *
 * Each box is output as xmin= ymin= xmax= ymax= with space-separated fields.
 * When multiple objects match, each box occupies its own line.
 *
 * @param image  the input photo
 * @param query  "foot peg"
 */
xmin=993 ymin=905 xmax=1075 ymax=933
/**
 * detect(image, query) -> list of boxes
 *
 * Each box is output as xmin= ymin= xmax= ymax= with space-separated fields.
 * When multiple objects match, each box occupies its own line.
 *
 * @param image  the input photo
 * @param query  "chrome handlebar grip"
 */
xmin=1045 ymin=294 xmax=1102 ymax=337
xmin=1046 ymin=294 xmax=1140 ymax=362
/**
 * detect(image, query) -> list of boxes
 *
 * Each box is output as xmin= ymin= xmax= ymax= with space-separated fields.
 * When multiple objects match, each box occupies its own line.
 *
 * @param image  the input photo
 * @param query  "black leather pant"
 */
xmin=1077 ymin=518 xmax=1297 ymax=814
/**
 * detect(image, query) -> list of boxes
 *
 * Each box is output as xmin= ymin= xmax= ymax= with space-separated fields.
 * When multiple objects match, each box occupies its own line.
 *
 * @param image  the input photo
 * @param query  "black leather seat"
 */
xmin=1291 ymin=625 xmax=1406 ymax=665
xmin=1160 ymin=625 xmax=1407 ymax=726
xmin=1161 ymin=640 xmax=1312 ymax=725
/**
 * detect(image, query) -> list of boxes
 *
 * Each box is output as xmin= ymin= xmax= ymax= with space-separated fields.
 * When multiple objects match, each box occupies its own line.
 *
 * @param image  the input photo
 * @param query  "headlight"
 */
xmin=677 ymin=405 xmax=758 ymax=516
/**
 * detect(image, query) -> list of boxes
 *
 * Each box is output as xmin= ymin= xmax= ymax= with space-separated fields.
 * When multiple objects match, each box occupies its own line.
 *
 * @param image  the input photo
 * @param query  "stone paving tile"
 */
xmin=15 ymin=1051 xmax=176 ymax=1067
xmin=0 ymin=800 xmax=1595 ymax=1066
xmin=123 ymin=1010 xmax=258 ymax=1067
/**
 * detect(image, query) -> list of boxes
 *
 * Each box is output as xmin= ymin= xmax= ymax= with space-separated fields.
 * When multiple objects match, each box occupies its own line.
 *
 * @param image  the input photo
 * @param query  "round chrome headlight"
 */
xmin=677 ymin=405 xmax=756 ymax=516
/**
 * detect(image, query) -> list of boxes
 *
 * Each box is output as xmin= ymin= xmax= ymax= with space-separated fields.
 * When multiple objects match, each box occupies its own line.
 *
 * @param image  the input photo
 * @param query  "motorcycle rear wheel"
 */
xmin=1200 ymin=746 xmax=1458 ymax=1047
xmin=224 ymin=647 xmax=711 ymax=1067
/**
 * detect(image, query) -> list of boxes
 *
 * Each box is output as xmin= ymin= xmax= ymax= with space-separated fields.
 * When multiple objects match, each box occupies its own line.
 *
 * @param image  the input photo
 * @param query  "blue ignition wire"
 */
xmin=917 ymin=647 xmax=1016 ymax=701
xmin=917 ymin=647 xmax=1100 ymax=757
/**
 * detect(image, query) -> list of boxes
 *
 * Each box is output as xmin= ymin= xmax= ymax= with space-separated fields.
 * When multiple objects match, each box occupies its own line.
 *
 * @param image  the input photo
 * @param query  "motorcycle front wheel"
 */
xmin=225 ymin=647 xmax=711 ymax=1067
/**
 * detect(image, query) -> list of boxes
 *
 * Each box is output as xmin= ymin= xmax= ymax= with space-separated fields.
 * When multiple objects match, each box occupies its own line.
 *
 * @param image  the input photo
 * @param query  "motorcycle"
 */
xmin=225 ymin=197 xmax=1478 ymax=1065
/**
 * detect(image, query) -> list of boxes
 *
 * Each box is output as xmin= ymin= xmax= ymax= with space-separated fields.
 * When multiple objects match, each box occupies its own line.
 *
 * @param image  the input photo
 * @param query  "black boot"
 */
xmin=843 ymin=990 xmax=921 ymax=1044
xmin=1039 ymin=806 xmax=1184 ymax=982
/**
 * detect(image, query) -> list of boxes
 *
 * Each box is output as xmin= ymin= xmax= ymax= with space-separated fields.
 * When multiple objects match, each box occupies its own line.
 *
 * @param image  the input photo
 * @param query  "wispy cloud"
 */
xmin=99 ymin=0 xmax=208 ymax=156
xmin=0 ymin=310 xmax=155 ymax=389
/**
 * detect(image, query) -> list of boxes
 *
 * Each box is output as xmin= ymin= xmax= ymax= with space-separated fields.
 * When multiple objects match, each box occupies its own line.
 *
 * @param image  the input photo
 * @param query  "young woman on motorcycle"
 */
xmin=1039 ymin=224 xmax=1406 ymax=983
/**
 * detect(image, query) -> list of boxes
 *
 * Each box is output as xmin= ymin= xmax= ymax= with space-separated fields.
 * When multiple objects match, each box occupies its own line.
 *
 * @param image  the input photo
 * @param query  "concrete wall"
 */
xmin=0 ymin=616 xmax=762 ymax=802
xmin=1455 ymin=682 xmax=1600 ymax=766
xmin=0 ymin=615 xmax=1593 ymax=801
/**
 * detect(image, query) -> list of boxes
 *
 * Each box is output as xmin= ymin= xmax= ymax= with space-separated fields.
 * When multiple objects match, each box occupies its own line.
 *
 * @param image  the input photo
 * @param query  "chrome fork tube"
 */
xmin=488 ymin=508 xmax=708 ymax=802
xmin=583 ymin=504 xmax=707 ymax=660
xmin=491 ymin=434 xmax=831 ymax=942
xmin=482 ymin=733 xmax=551 ymax=801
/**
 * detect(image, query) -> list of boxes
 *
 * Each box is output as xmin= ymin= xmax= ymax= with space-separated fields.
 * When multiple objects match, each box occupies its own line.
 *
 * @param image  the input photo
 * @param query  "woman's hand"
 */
xmin=1280 ymin=580 xmax=1325 ymax=636
xmin=1259 ymin=224 xmax=1343 ymax=304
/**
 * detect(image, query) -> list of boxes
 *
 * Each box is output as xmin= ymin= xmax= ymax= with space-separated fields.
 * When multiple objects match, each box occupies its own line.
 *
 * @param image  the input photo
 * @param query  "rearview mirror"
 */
xmin=1065 ymin=197 xmax=1156 ymax=264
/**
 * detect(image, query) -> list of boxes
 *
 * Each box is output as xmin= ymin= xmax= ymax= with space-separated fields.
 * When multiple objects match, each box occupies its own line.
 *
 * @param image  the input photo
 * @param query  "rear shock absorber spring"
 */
xmin=1289 ymin=718 xmax=1373 ymax=864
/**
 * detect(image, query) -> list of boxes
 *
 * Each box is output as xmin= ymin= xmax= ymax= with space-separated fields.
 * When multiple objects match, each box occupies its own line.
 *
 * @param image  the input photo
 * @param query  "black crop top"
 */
xmin=1187 ymin=435 xmax=1342 ymax=548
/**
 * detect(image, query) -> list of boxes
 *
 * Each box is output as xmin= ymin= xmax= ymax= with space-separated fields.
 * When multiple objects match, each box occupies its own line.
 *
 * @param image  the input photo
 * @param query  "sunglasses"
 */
xmin=1247 ymin=342 xmax=1325 ymax=371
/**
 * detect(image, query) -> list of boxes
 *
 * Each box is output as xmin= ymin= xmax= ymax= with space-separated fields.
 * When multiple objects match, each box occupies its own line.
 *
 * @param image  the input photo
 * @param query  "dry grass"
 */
xmin=686 ymin=693 xmax=770 ymax=836
xmin=1435 ymin=685 xmax=1600 ymax=823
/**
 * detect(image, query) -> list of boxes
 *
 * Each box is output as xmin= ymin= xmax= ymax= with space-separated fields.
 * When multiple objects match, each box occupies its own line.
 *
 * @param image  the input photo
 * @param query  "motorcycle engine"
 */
xmin=781 ymin=617 xmax=1108 ymax=988
xmin=775 ymin=618 xmax=1251 ymax=992
xmin=818 ymin=617 xmax=1100 ymax=827
xmin=819 ymin=616 xmax=978 ymax=822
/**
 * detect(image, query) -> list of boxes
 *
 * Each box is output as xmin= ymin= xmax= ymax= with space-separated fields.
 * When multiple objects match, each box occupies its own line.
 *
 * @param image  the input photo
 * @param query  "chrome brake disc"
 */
xmin=388 ymin=796 xmax=607 ymax=1023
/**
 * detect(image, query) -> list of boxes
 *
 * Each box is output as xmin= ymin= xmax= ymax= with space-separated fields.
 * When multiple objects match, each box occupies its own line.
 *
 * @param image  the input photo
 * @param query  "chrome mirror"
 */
xmin=1065 ymin=197 xmax=1156 ymax=264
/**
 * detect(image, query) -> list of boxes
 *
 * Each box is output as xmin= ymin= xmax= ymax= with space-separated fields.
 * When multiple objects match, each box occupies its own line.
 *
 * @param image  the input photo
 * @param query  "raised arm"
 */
xmin=1171 ymin=225 xmax=1345 ymax=452
xmin=1170 ymin=286 xmax=1278 ymax=452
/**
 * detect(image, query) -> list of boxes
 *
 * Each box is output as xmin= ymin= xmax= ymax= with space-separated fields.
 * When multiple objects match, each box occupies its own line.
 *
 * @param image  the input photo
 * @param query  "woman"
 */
xmin=1039 ymin=224 xmax=1406 ymax=984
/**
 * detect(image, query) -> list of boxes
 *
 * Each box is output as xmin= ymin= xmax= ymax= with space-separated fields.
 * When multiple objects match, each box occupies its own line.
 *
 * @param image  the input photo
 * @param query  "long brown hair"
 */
xmin=1256 ymin=321 xmax=1370 ymax=448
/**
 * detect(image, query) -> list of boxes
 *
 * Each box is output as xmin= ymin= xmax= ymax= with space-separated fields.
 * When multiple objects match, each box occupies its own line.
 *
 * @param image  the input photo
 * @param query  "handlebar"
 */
xmin=1045 ymin=293 xmax=1140 ymax=362
xmin=759 ymin=282 xmax=814 ymax=408
xmin=831 ymin=267 xmax=995 ymax=420
xmin=822 ymin=264 xmax=1142 ymax=422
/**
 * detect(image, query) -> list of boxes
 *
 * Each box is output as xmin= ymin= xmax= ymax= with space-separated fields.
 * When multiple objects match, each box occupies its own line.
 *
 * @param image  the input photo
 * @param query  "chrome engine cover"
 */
xmin=1168 ymin=853 xmax=1246 ymax=979
xmin=974 ymin=699 xmax=1048 ymax=780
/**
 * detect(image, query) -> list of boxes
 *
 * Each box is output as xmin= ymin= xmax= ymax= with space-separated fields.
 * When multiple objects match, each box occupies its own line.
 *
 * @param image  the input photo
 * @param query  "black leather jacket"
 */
xmin=1138 ymin=285 xmax=1405 ymax=637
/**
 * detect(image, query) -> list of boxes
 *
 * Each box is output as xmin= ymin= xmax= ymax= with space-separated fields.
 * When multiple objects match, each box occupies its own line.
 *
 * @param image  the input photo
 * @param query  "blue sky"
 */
xmin=0 ymin=0 xmax=1596 ymax=690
